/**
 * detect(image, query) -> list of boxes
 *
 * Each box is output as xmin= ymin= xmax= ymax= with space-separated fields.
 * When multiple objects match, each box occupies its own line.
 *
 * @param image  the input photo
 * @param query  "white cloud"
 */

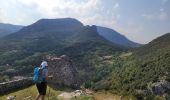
xmin=16 ymin=0 xmax=101 ymax=18
xmin=112 ymin=21 xmax=146 ymax=43
xmin=159 ymin=10 xmax=168 ymax=20
xmin=81 ymin=14 xmax=117 ymax=28
xmin=116 ymin=15 xmax=120 ymax=19
xmin=114 ymin=3 xmax=119 ymax=9
xmin=0 ymin=0 xmax=121 ymax=29
xmin=10 ymin=0 xmax=120 ymax=30
xmin=160 ymin=0 xmax=168 ymax=5
xmin=0 ymin=9 xmax=3 ymax=22
xmin=0 ymin=8 xmax=7 ymax=23
xmin=142 ymin=14 xmax=154 ymax=20
xmin=142 ymin=9 xmax=168 ymax=21
xmin=0 ymin=0 xmax=105 ymax=25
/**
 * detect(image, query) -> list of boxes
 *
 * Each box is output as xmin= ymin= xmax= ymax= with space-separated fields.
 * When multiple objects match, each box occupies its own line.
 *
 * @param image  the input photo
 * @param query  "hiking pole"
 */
xmin=48 ymin=74 xmax=54 ymax=100
xmin=48 ymin=86 xmax=50 ymax=100
xmin=48 ymin=75 xmax=54 ymax=100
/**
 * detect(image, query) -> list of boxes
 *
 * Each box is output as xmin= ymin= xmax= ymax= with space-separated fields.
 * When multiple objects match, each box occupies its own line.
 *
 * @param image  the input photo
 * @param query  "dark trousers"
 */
xmin=36 ymin=82 xmax=47 ymax=95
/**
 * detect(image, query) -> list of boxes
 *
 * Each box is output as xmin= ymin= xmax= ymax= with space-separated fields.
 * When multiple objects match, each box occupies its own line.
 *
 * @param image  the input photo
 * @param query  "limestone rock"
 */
xmin=0 ymin=77 xmax=33 ymax=95
xmin=147 ymin=80 xmax=170 ymax=95
xmin=6 ymin=95 xmax=16 ymax=100
xmin=136 ymin=79 xmax=170 ymax=99
xmin=47 ymin=55 xmax=81 ymax=89
xmin=58 ymin=89 xmax=93 ymax=99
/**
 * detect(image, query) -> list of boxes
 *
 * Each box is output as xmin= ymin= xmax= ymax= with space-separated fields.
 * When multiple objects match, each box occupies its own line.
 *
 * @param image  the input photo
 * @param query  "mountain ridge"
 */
xmin=18 ymin=18 xmax=84 ymax=34
xmin=96 ymin=26 xmax=142 ymax=47
xmin=0 ymin=23 xmax=23 ymax=37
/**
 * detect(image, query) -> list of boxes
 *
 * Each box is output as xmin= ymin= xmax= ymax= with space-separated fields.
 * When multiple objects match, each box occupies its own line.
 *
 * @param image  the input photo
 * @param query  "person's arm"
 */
xmin=43 ymin=69 xmax=53 ymax=80
xmin=48 ymin=75 xmax=53 ymax=79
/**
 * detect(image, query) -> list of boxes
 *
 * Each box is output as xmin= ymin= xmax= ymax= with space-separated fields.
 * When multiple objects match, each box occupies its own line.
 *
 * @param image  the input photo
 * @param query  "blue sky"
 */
xmin=0 ymin=0 xmax=169 ymax=44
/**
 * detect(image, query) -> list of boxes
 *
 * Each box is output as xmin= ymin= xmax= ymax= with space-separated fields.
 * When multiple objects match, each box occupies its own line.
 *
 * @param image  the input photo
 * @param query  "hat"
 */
xmin=41 ymin=61 xmax=48 ymax=68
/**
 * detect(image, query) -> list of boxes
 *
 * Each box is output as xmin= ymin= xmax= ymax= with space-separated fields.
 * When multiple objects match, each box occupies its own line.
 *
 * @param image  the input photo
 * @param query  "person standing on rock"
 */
xmin=36 ymin=61 xmax=53 ymax=100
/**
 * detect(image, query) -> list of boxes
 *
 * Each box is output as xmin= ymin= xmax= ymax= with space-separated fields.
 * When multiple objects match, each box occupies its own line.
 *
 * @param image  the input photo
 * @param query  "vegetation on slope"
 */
xmin=89 ymin=33 xmax=170 ymax=99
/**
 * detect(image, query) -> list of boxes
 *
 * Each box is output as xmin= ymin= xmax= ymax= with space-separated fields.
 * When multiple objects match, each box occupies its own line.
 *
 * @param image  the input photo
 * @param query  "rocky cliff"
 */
xmin=47 ymin=55 xmax=81 ymax=89
xmin=136 ymin=75 xmax=170 ymax=100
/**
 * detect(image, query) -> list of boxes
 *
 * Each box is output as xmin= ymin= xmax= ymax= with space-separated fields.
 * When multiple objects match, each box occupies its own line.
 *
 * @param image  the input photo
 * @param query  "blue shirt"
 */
xmin=42 ymin=68 xmax=48 ymax=81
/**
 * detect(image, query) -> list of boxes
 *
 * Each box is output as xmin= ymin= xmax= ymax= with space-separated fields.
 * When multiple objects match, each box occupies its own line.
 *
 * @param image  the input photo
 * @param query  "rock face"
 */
xmin=136 ymin=78 xmax=170 ymax=99
xmin=47 ymin=55 xmax=81 ymax=89
xmin=147 ymin=80 xmax=170 ymax=95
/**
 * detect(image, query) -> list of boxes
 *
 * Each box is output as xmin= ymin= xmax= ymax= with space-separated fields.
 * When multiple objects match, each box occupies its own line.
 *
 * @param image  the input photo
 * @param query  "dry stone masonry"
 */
xmin=47 ymin=55 xmax=81 ymax=89
xmin=0 ymin=77 xmax=33 ymax=95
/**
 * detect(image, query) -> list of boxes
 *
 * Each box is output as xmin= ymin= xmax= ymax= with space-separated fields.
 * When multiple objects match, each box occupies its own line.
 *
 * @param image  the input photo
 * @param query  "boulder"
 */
xmin=6 ymin=95 xmax=16 ymax=100
xmin=136 ymin=79 xmax=170 ymax=100
xmin=46 ymin=55 xmax=81 ymax=89
xmin=147 ymin=80 xmax=170 ymax=95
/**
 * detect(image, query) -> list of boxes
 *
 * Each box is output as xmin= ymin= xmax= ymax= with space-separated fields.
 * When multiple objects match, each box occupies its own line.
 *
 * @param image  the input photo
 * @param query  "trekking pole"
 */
xmin=48 ymin=72 xmax=54 ymax=100
xmin=48 ymin=86 xmax=51 ymax=100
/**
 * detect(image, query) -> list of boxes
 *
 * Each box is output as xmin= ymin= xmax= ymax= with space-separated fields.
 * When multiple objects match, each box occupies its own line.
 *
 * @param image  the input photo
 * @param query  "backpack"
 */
xmin=33 ymin=67 xmax=44 ymax=83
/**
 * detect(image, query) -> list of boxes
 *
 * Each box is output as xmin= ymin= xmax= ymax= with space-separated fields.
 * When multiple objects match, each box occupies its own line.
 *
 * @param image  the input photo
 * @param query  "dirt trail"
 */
xmin=58 ymin=92 xmax=76 ymax=99
xmin=58 ymin=91 xmax=121 ymax=100
xmin=94 ymin=92 xmax=121 ymax=100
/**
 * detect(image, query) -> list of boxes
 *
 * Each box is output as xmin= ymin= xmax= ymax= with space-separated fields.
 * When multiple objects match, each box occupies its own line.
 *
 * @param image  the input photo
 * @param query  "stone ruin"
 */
xmin=0 ymin=54 xmax=81 ymax=97
xmin=46 ymin=55 xmax=81 ymax=89
xmin=0 ymin=77 xmax=33 ymax=95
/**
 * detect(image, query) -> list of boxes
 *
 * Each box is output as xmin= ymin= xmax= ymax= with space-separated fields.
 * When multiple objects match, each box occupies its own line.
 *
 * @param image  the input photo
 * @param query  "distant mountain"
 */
xmin=18 ymin=18 xmax=83 ymax=34
xmin=0 ymin=23 xmax=23 ymax=37
xmin=96 ymin=26 xmax=142 ymax=47
xmin=0 ymin=18 xmax=84 ymax=52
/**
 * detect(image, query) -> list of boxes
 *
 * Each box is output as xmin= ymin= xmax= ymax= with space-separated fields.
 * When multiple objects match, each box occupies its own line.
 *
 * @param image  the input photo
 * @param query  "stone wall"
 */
xmin=46 ymin=55 xmax=81 ymax=89
xmin=0 ymin=77 xmax=33 ymax=95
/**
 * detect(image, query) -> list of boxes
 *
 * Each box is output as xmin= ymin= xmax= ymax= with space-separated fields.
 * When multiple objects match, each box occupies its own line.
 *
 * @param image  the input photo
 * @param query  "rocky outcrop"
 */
xmin=0 ymin=77 xmax=33 ymax=95
xmin=58 ymin=89 xmax=93 ymax=99
xmin=47 ymin=55 xmax=81 ymax=89
xmin=147 ymin=80 xmax=170 ymax=95
xmin=136 ymin=78 xmax=170 ymax=99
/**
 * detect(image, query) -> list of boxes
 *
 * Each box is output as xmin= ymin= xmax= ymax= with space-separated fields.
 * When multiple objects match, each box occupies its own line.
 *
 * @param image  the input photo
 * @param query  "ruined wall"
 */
xmin=47 ymin=55 xmax=81 ymax=89
xmin=0 ymin=77 xmax=33 ymax=95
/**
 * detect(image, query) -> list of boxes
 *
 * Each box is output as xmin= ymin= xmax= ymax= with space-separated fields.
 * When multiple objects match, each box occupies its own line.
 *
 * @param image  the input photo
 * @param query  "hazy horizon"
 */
xmin=0 ymin=0 xmax=169 ymax=44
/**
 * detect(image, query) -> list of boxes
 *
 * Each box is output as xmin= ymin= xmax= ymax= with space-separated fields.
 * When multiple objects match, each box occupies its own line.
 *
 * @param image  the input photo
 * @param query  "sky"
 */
xmin=0 ymin=0 xmax=169 ymax=44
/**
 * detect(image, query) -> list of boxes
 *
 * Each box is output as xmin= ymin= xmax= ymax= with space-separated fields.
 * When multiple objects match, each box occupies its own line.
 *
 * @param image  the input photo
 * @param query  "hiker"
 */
xmin=35 ymin=61 xmax=53 ymax=100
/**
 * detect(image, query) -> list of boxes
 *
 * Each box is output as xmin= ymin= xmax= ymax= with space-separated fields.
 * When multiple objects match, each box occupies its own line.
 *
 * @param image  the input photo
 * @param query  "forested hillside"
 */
xmin=91 ymin=33 xmax=170 ymax=99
